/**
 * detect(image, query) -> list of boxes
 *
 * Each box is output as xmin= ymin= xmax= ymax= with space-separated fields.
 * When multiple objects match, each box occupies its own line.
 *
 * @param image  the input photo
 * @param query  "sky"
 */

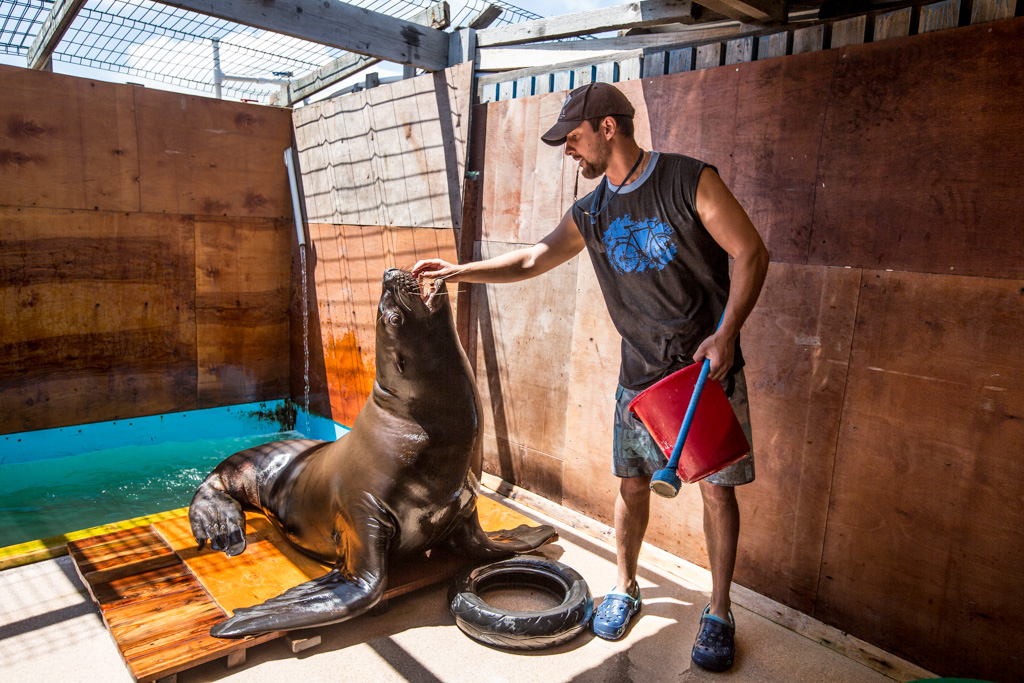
xmin=0 ymin=0 xmax=623 ymax=102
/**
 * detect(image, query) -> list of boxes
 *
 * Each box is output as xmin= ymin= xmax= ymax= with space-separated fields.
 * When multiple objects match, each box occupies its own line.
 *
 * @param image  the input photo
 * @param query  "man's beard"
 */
xmin=578 ymin=141 xmax=611 ymax=179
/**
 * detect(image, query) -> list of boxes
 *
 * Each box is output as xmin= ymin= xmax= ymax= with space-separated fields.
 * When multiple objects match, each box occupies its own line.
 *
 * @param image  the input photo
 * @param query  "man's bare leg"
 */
xmin=698 ymin=479 xmax=740 ymax=620
xmin=615 ymin=475 xmax=652 ymax=592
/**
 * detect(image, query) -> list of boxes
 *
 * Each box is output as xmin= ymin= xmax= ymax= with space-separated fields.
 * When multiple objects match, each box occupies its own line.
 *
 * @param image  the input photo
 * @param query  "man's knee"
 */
xmin=699 ymin=480 xmax=737 ymax=511
xmin=619 ymin=475 xmax=651 ymax=504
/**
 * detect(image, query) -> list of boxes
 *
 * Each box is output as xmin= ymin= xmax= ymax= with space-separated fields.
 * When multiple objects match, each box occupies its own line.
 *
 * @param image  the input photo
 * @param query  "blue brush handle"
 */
xmin=664 ymin=314 xmax=725 ymax=472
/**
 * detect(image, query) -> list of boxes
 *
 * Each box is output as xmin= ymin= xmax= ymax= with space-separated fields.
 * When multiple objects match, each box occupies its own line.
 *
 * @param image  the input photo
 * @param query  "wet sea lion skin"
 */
xmin=188 ymin=269 xmax=555 ymax=638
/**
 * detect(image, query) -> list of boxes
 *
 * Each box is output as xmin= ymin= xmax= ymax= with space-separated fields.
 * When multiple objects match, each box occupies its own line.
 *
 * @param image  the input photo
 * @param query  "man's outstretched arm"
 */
xmin=412 ymin=209 xmax=586 ymax=284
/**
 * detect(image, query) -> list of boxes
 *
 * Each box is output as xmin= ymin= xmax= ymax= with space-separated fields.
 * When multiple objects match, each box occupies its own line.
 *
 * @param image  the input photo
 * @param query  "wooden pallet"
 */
xmin=69 ymin=496 xmax=553 ymax=682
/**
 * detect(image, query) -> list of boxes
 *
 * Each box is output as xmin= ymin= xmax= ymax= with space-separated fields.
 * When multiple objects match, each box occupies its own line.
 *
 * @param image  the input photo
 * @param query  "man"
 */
xmin=412 ymin=82 xmax=769 ymax=672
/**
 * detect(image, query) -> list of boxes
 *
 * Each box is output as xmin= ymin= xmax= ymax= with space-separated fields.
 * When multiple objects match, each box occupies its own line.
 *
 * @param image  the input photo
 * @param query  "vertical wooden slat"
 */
xmin=793 ymin=24 xmax=828 ymax=53
xmin=971 ymin=0 xmax=1017 ymax=22
xmin=725 ymin=36 xmax=755 ymax=64
xmin=481 ymin=82 xmax=498 ymax=103
xmin=695 ymin=42 xmax=725 ymax=69
xmin=515 ymin=75 xmax=533 ymax=98
xmin=874 ymin=6 xmax=914 ymax=40
xmin=574 ymin=65 xmax=594 ymax=87
xmin=594 ymin=61 xmax=616 ymax=83
xmin=919 ymin=0 xmax=961 ymax=32
xmin=618 ymin=57 xmax=641 ymax=81
xmin=534 ymin=73 xmax=553 ymax=94
xmin=757 ymin=30 xmax=790 ymax=59
xmin=642 ymin=51 xmax=667 ymax=77
xmin=552 ymin=70 xmax=572 ymax=92
xmin=831 ymin=15 xmax=868 ymax=48
xmin=667 ymin=46 xmax=695 ymax=73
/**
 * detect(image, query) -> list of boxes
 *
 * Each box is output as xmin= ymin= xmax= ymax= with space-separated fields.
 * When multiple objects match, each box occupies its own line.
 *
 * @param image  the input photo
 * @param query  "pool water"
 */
xmin=0 ymin=430 xmax=305 ymax=548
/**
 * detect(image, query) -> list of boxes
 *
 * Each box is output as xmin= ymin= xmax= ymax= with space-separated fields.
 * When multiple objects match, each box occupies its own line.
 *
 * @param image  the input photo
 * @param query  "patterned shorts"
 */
xmin=612 ymin=369 xmax=755 ymax=486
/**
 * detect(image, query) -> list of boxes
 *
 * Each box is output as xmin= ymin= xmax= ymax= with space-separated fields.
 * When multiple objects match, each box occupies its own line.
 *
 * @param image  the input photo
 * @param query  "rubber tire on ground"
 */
xmin=448 ymin=556 xmax=594 ymax=650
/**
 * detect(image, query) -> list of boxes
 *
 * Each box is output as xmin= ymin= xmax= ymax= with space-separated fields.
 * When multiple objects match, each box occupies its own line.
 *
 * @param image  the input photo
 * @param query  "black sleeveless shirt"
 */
xmin=571 ymin=152 xmax=743 ymax=390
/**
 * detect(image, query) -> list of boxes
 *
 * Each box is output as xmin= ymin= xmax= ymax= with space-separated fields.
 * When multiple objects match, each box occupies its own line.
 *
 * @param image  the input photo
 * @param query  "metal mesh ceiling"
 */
xmin=0 ymin=0 xmax=543 ymax=102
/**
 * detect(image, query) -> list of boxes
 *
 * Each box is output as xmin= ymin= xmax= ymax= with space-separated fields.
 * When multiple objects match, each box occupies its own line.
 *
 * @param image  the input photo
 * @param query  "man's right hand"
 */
xmin=411 ymin=258 xmax=462 ymax=282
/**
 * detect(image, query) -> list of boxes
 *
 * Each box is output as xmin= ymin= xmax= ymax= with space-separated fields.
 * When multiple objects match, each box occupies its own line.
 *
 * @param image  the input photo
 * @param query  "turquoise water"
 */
xmin=0 ymin=431 xmax=305 ymax=548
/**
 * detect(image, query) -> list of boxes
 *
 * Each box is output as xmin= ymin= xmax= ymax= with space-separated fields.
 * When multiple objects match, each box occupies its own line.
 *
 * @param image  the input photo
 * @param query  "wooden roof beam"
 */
xmin=271 ymin=1 xmax=451 ymax=106
xmin=26 ymin=0 xmax=87 ymax=70
xmin=692 ymin=0 xmax=788 ymax=24
xmin=467 ymin=4 xmax=503 ymax=29
xmin=475 ymin=0 xmax=700 ymax=47
xmin=154 ymin=0 xmax=450 ymax=71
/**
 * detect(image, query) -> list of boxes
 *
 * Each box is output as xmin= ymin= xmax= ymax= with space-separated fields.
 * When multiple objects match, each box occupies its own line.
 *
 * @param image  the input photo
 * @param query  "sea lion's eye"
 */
xmin=387 ymin=313 xmax=402 ymax=327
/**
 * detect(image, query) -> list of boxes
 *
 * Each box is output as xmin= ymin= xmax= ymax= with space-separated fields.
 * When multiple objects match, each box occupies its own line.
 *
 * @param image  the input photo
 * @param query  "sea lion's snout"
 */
xmin=383 ymin=268 xmax=446 ymax=314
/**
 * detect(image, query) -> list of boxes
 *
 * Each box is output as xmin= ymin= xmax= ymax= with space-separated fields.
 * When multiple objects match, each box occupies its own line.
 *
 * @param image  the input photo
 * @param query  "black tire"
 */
xmin=448 ymin=556 xmax=593 ymax=650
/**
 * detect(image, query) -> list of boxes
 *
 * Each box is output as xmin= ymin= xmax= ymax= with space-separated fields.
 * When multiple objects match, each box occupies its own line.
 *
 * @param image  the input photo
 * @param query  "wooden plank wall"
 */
xmin=466 ymin=18 xmax=1024 ymax=681
xmin=0 ymin=65 xmax=294 ymax=435
xmin=289 ymin=64 xmax=472 ymax=427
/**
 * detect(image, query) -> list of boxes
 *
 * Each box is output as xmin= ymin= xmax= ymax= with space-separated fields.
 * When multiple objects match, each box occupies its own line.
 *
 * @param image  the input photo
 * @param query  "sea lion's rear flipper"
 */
xmin=209 ymin=508 xmax=395 ymax=639
xmin=447 ymin=508 xmax=557 ymax=559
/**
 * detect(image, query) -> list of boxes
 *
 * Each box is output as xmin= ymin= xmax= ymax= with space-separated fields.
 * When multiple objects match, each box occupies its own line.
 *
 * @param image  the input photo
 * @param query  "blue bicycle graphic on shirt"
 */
xmin=602 ymin=214 xmax=678 ymax=274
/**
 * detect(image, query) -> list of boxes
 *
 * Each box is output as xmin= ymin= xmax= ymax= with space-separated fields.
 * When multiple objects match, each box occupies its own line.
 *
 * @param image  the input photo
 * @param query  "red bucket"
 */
xmin=628 ymin=363 xmax=750 ymax=484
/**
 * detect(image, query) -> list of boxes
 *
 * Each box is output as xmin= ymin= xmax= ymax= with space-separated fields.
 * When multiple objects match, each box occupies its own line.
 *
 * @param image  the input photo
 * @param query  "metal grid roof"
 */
xmin=0 ymin=0 xmax=543 ymax=102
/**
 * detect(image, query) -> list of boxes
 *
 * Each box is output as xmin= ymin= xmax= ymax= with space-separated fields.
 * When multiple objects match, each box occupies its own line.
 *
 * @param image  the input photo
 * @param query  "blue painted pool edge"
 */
xmin=1 ymin=400 xmax=350 ymax=465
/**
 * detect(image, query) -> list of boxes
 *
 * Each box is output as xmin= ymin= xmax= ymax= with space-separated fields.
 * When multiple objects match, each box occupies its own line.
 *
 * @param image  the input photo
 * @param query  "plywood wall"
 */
xmin=289 ymin=64 xmax=473 ymax=427
xmin=0 ymin=66 xmax=294 ymax=435
xmin=466 ymin=18 xmax=1024 ymax=681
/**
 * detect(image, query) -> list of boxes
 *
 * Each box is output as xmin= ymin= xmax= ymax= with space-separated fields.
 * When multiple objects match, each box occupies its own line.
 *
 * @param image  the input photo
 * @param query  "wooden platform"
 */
xmin=68 ymin=496 xmax=552 ymax=683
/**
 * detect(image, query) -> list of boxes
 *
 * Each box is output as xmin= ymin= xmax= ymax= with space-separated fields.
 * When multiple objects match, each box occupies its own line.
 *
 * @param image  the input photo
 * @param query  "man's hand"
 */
xmin=411 ymin=258 xmax=462 ymax=282
xmin=693 ymin=330 xmax=736 ymax=382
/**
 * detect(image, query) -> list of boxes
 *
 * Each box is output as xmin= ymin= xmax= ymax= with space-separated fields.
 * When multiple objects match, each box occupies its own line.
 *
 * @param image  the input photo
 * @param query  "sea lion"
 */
xmin=188 ymin=268 xmax=555 ymax=638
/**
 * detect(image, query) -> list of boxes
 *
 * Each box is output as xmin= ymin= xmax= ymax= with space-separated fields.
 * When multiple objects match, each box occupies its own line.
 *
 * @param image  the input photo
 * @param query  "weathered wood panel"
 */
xmin=732 ymin=263 xmax=861 ymax=614
xmin=472 ymin=242 xmax=578 ymax=495
xmin=135 ymin=88 xmax=292 ymax=218
xmin=817 ymin=270 xmax=1024 ymax=682
xmin=809 ymin=18 xmax=1024 ymax=279
xmin=292 ymin=63 xmax=472 ymax=231
xmin=195 ymin=217 xmax=291 ymax=408
xmin=0 ymin=208 xmax=197 ymax=434
xmin=561 ymin=250 xmax=628 ymax=526
xmin=0 ymin=65 xmax=139 ymax=212
xmin=644 ymin=49 xmax=836 ymax=265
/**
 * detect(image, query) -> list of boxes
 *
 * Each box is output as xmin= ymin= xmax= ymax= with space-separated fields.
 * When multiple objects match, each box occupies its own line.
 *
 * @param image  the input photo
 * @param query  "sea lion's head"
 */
xmin=375 ymin=268 xmax=459 ymax=394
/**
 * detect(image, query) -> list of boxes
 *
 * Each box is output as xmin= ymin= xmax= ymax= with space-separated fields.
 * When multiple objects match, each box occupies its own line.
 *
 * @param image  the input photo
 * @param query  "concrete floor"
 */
xmin=0 ymin=500 xmax=900 ymax=683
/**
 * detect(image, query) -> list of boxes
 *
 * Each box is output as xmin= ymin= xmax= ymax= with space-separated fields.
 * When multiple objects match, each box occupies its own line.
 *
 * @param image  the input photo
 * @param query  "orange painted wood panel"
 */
xmin=195 ymin=216 xmax=291 ymax=407
xmin=305 ymin=223 xmax=458 ymax=426
xmin=732 ymin=263 xmax=861 ymax=613
xmin=816 ymin=270 xmax=1024 ymax=681
xmin=134 ymin=88 xmax=292 ymax=218
xmin=808 ymin=18 xmax=1024 ymax=279
xmin=0 ymin=208 xmax=196 ymax=434
xmin=156 ymin=514 xmax=330 ymax=615
xmin=0 ymin=65 xmax=140 ymax=212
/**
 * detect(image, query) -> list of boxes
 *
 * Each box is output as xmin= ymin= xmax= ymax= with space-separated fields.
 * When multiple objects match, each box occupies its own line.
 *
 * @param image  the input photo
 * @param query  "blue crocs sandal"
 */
xmin=592 ymin=583 xmax=642 ymax=640
xmin=691 ymin=604 xmax=736 ymax=672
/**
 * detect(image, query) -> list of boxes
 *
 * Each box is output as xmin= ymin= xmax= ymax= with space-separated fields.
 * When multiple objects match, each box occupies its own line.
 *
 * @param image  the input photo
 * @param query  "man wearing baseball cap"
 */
xmin=413 ymin=82 xmax=768 ymax=672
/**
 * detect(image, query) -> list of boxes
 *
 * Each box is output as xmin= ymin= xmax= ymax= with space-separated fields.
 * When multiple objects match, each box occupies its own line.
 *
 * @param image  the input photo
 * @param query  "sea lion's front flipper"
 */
xmin=210 ymin=509 xmax=395 ymax=638
xmin=447 ymin=507 xmax=557 ymax=559
xmin=209 ymin=566 xmax=388 ymax=638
